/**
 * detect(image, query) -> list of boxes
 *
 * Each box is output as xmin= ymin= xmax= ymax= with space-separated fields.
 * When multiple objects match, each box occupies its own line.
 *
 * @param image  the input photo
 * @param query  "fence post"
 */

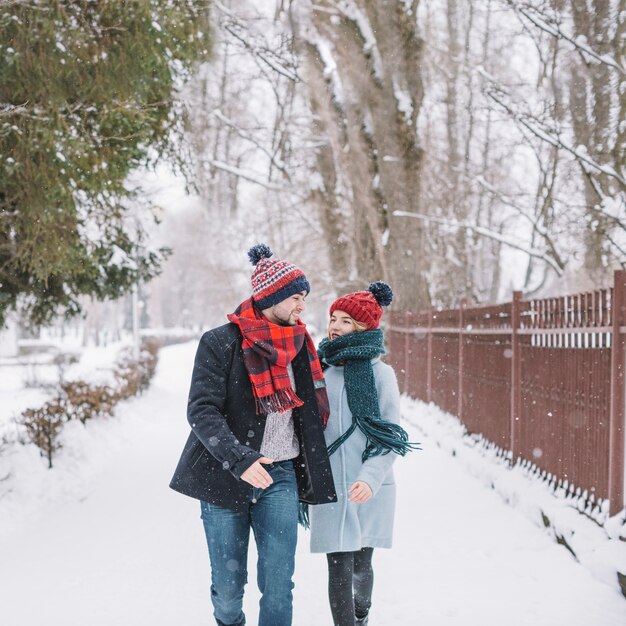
xmin=427 ymin=306 xmax=433 ymax=403
xmin=403 ymin=311 xmax=411 ymax=395
xmin=609 ymin=270 xmax=626 ymax=515
xmin=510 ymin=291 xmax=522 ymax=464
xmin=458 ymin=299 xmax=466 ymax=420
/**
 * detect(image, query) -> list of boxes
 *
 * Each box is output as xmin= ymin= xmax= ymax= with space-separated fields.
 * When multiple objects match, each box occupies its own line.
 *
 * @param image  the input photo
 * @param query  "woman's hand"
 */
xmin=348 ymin=481 xmax=373 ymax=503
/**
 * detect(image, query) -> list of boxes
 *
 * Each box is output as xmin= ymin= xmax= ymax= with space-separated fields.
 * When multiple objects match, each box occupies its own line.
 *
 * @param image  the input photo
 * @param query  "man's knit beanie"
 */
xmin=248 ymin=243 xmax=310 ymax=310
xmin=330 ymin=281 xmax=393 ymax=329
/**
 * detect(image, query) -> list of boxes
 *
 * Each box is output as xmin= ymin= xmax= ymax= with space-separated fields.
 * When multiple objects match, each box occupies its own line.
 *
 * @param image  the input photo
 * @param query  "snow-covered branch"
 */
xmin=215 ymin=1 xmax=300 ymax=82
xmin=207 ymin=160 xmax=288 ymax=191
xmin=470 ymin=175 xmax=566 ymax=271
xmin=0 ymin=102 xmax=29 ymax=117
xmin=210 ymin=109 xmax=290 ymax=180
xmin=0 ymin=1 xmax=38 ymax=6
xmin=393 ymin=210 xmax=564 ymax=275
xmin=224 ymin=23 xmax=300 ymax=82
xmin=502 ymin=0 xmax=625 ymax=75
xmin=479 ymin=70 xmax=626 ymax=188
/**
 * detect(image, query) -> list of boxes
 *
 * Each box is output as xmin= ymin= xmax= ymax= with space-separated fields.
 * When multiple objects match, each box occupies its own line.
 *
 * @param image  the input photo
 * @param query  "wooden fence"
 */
xmin=386 ymin=270 xmax=626 ymax=515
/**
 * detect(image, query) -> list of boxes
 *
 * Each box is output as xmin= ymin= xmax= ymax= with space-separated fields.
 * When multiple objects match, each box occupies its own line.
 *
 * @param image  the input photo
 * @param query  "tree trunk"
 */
xmin=294 ymin=1 xmax=430 ymax=310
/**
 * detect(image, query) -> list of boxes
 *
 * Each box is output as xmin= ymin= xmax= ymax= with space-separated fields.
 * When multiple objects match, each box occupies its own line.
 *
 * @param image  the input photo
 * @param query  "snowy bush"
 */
xmin=114 ymin=339 xmax=159 ymax=399
xmin=18 ymin=399 xmax=65 ymax=469
xmin=60 ymin=381 xmax=118 ymax=424
xmin=15 ymin=340 xmax=160 ymax=468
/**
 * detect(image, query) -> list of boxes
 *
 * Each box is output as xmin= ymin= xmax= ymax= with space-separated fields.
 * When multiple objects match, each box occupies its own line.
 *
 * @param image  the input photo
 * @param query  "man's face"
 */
xmin=262 ymin=291 xmax=307 ymax=326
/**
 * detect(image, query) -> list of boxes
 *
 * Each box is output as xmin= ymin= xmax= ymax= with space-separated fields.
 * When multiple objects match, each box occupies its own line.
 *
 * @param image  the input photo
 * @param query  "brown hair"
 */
xmin=351 ymin=317 xmax=368 ymax=332
xmin=327 ymin=311 xmax=368 ymax=339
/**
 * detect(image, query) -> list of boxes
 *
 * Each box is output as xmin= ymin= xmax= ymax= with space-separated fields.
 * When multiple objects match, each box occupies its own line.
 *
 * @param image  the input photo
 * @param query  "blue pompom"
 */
xmin=248 ymin=243 xmax=273 ymax=266
xmin=368 ymin=281 xmax=393 ymax=307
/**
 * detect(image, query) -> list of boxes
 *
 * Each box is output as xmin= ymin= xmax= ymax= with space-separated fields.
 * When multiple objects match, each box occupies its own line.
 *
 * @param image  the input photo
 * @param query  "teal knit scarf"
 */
xmin=317 ymin=329 xmax=418 ymax=461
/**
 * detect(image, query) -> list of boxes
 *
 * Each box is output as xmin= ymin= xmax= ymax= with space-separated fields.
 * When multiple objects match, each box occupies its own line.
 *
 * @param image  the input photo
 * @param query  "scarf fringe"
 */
xmin=254 ymin=387 xmax=304 ymax=415
xmin=298 ymin=502 xmax=311 ymax=529
xmin=356 ymin=415 xmax=420 ymax=461
xmin=325 ymin=414 xmax=419 ymax=463
xmin=327 ymin=421 xmax=358 ymax=456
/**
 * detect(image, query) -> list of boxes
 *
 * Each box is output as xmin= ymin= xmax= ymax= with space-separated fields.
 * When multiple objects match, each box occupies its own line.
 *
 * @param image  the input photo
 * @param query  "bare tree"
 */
xmin=291 ymin=0 xmax=430 ymax=310
xmin=493 ymin=0 xmax=626 ymax=285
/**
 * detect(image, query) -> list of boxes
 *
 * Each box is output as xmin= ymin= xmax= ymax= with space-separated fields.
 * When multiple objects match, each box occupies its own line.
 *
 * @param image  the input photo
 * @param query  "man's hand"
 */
xmin=240 ymin=457 xmax=274 ymax=489
xmin=348 ymin=481 xmax=373 ymax=503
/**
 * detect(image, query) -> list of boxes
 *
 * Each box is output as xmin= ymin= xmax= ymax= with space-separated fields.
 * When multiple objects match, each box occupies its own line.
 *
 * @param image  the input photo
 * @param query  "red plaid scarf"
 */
xmin=227 ymin=298 xmax=329 ymax=426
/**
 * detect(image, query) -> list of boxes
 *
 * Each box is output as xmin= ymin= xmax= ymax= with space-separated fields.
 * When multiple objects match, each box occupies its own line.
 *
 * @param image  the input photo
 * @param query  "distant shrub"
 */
xmin=18 ymin=399 xmax=65 ymax=468
xmin=141 ymin=337 xmax=160 ymax=376
xmin=17 ymin=339 xmax=160 ymax=468
xmin=60 ymin=381 xmax=118 ymax=424
xmin=114 ymin=338 xmax=159 ymax=399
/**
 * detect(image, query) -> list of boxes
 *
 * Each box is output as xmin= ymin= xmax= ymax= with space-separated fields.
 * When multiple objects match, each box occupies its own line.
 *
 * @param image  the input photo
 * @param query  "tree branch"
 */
xmin=207 ymin=159 xmax=288 ymax=191
xmin=479 ymin=72 xmax=626 ymax=187
xmin=502 ymin=0 xmax=625 ymax=75
xmin=393 ymin=209 xmax=564 ymax=274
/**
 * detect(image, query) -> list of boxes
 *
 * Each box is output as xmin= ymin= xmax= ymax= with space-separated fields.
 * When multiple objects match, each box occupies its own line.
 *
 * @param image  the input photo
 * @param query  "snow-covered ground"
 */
xmin=0 ymin=342 xmax=624 ymax=625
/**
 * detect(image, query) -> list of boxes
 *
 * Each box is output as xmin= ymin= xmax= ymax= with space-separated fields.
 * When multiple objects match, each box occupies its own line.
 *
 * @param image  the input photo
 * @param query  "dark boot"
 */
xmin=356 ymin=615 xmax=369 ymax=625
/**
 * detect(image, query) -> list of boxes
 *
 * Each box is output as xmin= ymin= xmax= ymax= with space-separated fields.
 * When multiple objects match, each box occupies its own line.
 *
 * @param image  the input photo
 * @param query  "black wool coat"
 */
xmin=169 ymin=323 xmax=337 ymax=511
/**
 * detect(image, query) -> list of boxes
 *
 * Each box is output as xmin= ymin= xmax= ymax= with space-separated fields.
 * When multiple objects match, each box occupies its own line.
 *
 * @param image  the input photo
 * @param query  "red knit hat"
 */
xmin=329 ymin=281 xmax=393 ymax=329
xmin=248 ymin=243 xmax=310 ymax=309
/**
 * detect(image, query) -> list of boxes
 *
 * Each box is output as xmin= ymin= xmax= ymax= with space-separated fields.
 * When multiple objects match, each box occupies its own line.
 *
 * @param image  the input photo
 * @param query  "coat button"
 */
xmin=247 ymin=430 xmax=255 ymax=438
xmin=222 ymin=461 xmax=230 ymax=470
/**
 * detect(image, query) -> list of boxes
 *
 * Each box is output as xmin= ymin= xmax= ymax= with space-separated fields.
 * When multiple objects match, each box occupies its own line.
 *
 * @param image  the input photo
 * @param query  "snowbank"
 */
xmin=401 ymin=396 xmax=626 ymax=598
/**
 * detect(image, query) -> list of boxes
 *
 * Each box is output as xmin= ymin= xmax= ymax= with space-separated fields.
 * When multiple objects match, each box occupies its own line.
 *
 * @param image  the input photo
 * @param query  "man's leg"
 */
xmin=353 ymin=548 xmax=374 ymax=622
xmin=200 ymin=501 xmax=251 ymax=626
xmin=251 ymin=461 xmax=299 ymax=626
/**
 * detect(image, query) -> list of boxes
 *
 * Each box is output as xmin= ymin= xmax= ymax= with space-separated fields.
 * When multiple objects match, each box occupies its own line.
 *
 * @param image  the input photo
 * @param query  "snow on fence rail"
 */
xmin=387 ymin=270 xmax=626 ymax=516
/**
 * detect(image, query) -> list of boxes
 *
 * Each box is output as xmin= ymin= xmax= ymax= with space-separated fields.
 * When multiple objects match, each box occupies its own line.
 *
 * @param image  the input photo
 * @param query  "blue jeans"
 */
xmin=200 ymin=460 xmax=299 ymax=626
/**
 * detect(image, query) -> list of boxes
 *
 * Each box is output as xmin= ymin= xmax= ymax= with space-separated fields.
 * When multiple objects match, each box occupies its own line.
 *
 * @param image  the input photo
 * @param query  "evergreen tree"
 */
xmin=0 ymin=0 xmax=211 ymax=326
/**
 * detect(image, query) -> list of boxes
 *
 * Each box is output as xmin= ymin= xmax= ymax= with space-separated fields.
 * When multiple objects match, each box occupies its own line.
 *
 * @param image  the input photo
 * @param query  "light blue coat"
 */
xmin=309 ymin=358 xmax=401 ymax=553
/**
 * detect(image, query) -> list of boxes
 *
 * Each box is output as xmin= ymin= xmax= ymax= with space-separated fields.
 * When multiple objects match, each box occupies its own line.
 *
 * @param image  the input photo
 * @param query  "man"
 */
xmin=170 ymin=243 xmax=336 ymax=626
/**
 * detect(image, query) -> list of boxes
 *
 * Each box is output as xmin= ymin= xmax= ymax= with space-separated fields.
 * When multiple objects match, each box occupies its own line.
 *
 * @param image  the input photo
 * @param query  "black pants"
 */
xmin=327 ymin=548 xmax=374 ymax=626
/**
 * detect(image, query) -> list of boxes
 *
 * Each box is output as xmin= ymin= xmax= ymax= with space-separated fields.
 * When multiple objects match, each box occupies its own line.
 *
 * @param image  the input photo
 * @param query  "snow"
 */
xmin=336 ymin=1 xmax=384 ymax=83
xmin=401 ymin=397 xmax=626 ymax=596
xmin=393 ymin=76 xmax=413 ymax=123
xmin=400 ymin=0 xmax=414 ymax=16
xmin=315 ymin=37 xmax=345 ymax=106
xmin=0 ymin=342 xmax=624 ymax=625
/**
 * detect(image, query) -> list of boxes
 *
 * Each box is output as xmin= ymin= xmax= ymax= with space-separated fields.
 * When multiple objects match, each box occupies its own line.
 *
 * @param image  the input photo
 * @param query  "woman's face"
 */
xmin=328 ymin=310 xmax=357 ymax=339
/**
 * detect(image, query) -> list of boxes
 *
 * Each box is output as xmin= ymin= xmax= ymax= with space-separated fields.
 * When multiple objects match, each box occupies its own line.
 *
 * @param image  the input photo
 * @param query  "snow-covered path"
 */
xmin=1 ymin=343 xmax=623 ymax=626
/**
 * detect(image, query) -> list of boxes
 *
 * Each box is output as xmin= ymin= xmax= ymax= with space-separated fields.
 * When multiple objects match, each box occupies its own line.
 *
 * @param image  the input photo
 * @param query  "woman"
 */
xmin=309 ymin=281 xmax=417 ymax=626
